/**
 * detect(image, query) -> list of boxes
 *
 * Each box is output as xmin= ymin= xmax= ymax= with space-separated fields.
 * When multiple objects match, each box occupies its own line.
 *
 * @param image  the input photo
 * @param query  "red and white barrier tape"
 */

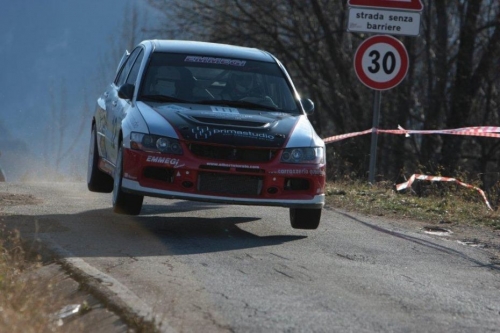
xmin=323 ymin=129 xmax=373 ymax=143
xmin=386 ymin=125 xmax=500 ymax=138
xmin=396 ymin=174 xmax=493 ymax=211
xmin=322 ymin=126 xmax=500 ymax=144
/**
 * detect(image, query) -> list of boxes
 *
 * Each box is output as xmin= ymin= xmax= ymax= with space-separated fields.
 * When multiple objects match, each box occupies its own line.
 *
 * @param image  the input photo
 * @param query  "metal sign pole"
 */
xmin=368 ymin=90 xmax=382 ymax=184
xmin=349 ymin=0 xmax=420 ymax=184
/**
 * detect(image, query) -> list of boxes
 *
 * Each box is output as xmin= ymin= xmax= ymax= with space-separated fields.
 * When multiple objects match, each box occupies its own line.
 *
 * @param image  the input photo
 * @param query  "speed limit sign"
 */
xmin=354 ymin=35 xmax=409 ymax=90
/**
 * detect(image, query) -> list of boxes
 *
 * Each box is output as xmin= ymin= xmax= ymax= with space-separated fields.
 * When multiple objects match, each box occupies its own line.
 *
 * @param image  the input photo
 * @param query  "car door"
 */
xmin=103 ymin=47 xmax=143 ymax=165
xmin=94 ymin=83 xmax=113 ymax=162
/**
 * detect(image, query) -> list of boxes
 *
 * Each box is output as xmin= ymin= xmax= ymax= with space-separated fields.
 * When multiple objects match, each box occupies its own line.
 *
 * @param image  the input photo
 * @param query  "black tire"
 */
xmin=87 ymin=125 xmax=113 ymax=193
xmin=290 ymin=208 xmax=322 ymax=229
xmin=112 ymin=145 xmax=144 ymax=215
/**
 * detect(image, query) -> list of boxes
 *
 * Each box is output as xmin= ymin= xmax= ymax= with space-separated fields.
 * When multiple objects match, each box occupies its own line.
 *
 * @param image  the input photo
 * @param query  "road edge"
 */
xmin=39 ymin=235 xmax=176 ymax=333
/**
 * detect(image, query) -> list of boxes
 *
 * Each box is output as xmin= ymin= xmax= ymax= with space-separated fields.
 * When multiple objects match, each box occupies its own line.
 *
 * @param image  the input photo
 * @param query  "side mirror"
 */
xmin=118 ymin=83 xmax=135 ymax=100
xmin=301 ymin=98 xmax=315 ymax=115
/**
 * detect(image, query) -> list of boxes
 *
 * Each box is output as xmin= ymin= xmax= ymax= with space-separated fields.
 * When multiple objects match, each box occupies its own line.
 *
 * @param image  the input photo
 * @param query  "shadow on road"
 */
xmin=140 ymin=200 xmax=222 ymax=215
xmin=1 ymin=203 xmax=307 ymax=258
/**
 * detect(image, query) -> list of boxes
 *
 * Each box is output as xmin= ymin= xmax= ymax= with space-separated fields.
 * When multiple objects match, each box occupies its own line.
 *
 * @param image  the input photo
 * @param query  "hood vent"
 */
xmin=190 ymin=116 xmax=270 ymax=128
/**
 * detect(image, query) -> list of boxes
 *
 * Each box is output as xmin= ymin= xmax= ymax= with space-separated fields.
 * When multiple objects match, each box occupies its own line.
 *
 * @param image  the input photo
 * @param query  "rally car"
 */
xmin=87 ymin=40 xmax=325 ymax=229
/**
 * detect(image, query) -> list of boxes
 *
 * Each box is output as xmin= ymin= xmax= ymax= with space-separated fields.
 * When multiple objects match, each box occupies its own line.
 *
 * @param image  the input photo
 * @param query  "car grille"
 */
xmin=143 ymin=167 xmax=174 ymax=183
xmin=189 ymin=143 xmax=276 ymax=162
xmin=198 ymin=172 xmax=263 ymax=196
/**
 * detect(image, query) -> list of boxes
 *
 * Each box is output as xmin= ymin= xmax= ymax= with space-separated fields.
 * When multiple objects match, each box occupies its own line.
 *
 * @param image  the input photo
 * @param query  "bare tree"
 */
xmin=147 ymin=0 xmax=377 ymax=177
xmin=34 ymin=4 xmax=154 ymax=181
xmin=95 ymin=3 xmax=152 ymax=92
xmin=146 ymin=0 xmax=500 ymax=185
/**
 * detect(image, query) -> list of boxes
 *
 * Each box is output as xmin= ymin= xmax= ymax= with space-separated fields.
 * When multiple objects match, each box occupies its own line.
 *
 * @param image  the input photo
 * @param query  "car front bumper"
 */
xmin=121 ymin=148 xmax=326 ymax=209
xmin=122 ymin=178 xmax=324 ymax=208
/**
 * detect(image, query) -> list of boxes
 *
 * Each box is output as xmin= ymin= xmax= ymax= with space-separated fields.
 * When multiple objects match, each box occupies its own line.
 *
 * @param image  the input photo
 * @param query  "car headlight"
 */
xmin=130 ymin=132 xmax=183 ymax=154
xmin=280 ymin=147 xmax=324 ymax=164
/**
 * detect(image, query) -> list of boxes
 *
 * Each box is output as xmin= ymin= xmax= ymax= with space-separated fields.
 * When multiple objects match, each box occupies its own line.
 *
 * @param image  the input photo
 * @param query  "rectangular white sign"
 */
xmin=347 ymin=8 xmax=421 ymax=36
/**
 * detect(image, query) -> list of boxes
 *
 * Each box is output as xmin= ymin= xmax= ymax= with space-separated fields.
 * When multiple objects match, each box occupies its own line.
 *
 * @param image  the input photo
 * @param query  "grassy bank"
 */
xmin=0 ymin=226 xmax=60 ymax=332
xmin=325 ymin=179 xmax=500 ymax=230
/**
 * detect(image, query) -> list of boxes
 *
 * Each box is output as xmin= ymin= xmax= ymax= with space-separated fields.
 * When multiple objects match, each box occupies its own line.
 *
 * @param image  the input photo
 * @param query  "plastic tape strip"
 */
xmin=396 ymin=174 xmax=493 ymax=211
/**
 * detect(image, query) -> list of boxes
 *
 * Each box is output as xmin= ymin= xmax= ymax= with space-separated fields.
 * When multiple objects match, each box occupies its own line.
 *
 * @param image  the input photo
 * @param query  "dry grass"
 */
xmin=325 ymin=179 xmax=500 ymax=230
xmin=0 ymin=226 xmax=70 ymax=333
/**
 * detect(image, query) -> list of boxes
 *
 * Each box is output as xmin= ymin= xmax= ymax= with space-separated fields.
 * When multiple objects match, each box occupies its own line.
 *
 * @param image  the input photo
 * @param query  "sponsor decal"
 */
xmin=190 ymin=126 xmax=275 ymax=141
xmin=185 ymin=56 xmax=246 ymax=67
xmin=158 ymin=104 xmax=189 ymax=111
xmin=200 ymin=111 xmax=253 ymax=119
xmin=270 ymin=169 xmax=309 ymax=175
xmin=124 ymin=173 xmax=138 ymax=180
xmin=191 ymin=126 xmax=213 ymax=139
xmin=214 ymin=128 xmax=274 ymax=140
xmin=207 ymin=162 xmax=259 ymax=169
xmin=270 ymin=112 xmax=290 ymax=117
xmin=129 ymin=114 xmax=140 ymax=129
xmin=270 ymin=169 xmax=325 ymax=176
xmin=146 ymin=155 xmax=185 ymax=168
xmin=211 ymin=106 xmax=239 ymax=113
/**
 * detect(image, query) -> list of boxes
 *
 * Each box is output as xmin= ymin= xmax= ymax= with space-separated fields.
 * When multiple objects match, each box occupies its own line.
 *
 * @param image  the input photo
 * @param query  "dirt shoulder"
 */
xmin=0 ymin=193 xmax=134 ymax=333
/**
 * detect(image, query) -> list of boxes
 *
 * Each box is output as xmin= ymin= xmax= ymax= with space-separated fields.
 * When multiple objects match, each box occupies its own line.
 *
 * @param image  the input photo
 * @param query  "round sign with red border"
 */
xmin=354 ymin=35 xmax=409 ymax=90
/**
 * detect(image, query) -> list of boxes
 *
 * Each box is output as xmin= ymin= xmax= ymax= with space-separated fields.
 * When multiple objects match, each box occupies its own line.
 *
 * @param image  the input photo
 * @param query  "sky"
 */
xmin=0 ymin=1 xmax=126 ymax=120
xmin=0 ymin=0 xmax=158 ymax=180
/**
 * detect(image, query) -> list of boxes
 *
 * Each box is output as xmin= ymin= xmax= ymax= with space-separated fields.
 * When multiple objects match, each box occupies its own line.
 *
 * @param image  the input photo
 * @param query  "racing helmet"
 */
xmin=232 ymin=72 xmax=254 ymax=94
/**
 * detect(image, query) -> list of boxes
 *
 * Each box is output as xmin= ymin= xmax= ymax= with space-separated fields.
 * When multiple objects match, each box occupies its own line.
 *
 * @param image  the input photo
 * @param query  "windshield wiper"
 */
xmin=196 ymin=99 xmax=279 ymax=111
xmin=140 ymin=94 xmax=189 ymax=103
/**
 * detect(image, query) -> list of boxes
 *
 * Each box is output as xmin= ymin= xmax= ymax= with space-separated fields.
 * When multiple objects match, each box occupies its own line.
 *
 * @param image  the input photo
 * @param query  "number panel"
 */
xmin=362 ymin=45 xmax=401 ymax=82
xmin=354 ymin=35 xmax=409 ymax=90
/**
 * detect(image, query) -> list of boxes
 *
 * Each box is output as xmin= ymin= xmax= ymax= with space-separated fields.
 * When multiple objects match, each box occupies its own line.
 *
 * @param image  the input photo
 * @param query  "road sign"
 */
xmin=354 ymin=35 xmax=409 ymax=90
xmin=347 ymin=8 xmax=421 ymax=36
xmin=348 ymin=0 xmax=423 ymax=11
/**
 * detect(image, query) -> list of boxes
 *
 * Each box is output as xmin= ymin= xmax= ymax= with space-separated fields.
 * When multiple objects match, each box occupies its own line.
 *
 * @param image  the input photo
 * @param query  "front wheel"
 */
xmin=112 ymin=145 xmax=144 ymax=215
xmin=290 ymin=208 xmax=322 ymax=230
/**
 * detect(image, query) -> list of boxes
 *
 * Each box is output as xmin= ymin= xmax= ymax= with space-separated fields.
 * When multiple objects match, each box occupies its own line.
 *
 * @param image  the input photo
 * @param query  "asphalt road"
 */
xmin=1 ymin=182 xmax=499 ymax=332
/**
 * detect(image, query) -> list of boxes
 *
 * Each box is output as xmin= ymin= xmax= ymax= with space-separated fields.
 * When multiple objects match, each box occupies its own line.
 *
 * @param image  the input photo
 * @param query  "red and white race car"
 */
xmin=87 ymin=40 xmax=325 ymax=229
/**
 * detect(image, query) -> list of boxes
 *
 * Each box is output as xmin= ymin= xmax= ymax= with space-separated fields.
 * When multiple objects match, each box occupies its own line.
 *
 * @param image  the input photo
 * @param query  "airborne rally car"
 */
xmin=87 ymin=40 xmax=325 ymax=229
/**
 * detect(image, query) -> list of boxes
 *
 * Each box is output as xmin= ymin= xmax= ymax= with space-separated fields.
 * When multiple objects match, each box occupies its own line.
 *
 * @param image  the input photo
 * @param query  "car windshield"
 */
xmin=139 ymin=52 xmax=300 ymax=113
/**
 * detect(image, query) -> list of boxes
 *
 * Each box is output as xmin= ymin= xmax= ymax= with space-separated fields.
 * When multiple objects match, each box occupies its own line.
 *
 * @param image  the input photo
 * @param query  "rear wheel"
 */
xmin=290 ymin=208 xmax=322 ymax=229
xmin=87 ymin=125 xmax=113 ymax=192
xmin=112 ymin=145 xmax=144 ymax=215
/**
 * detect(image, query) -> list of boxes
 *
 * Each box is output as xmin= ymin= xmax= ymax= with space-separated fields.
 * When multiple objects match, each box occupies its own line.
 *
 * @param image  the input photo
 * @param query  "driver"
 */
xmin=222 ymin=72 xmax=255 ymax=100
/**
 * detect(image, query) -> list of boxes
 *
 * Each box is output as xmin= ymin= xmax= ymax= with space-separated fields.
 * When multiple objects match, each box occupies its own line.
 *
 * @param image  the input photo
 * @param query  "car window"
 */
xmin=115 ymin=47 xmax=142 ymax=87
xmin=126 ymin=50 xmax=144 ymax=86
xmin=139 ymin=52 xmax=300 ymax=113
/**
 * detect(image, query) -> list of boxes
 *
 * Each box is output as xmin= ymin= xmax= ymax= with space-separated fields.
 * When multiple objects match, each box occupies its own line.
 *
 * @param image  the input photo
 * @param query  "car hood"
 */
xmin=142 ymin=103 xmax=317 ymax=148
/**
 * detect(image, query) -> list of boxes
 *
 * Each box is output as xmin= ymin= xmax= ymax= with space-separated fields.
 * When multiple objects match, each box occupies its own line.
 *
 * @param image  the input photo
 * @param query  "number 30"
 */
xmin=368 ymin=50 xmax=396 ymax=75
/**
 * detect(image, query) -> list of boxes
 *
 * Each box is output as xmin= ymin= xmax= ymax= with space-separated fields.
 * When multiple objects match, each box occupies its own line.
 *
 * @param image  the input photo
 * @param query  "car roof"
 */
xmin=143 ymin=40 xmax=276 ymax=63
